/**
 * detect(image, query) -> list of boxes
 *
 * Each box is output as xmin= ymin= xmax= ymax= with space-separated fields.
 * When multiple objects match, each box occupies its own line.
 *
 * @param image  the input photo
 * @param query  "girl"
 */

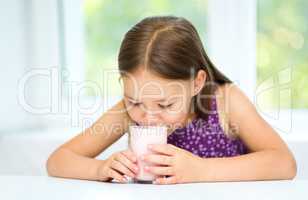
xmin=47 ymin=16 xmax=297 ymax=184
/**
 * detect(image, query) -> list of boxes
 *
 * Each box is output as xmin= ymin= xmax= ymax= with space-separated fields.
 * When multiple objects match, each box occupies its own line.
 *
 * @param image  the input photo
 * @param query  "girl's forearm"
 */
xmin=196 ymin=150 xmax=297 ymax=182
xmin=46 ymin=148 xmax=106 ymax=181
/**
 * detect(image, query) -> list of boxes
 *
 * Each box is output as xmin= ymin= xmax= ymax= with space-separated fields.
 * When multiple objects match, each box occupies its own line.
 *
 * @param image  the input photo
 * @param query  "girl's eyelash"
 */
xmin=129 ymin=101 xmax=172 ymax=108
xmin=131 ymin=102 xmax=141 ymax=106
xmin=158 ymin=104 xmax=173 ymax=108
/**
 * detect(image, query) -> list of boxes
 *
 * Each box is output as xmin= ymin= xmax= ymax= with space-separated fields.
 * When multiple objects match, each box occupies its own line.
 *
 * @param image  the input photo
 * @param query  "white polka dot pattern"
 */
xmin=167 ymin=98 xmax=248 ymax=158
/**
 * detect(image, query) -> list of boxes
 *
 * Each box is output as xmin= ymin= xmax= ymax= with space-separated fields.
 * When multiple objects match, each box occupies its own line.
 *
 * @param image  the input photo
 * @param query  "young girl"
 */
xmin=47 ymin=16 xmax=297 ymax=184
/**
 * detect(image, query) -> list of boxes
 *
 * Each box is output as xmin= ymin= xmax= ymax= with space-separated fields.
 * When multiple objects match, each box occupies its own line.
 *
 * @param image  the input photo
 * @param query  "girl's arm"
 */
xmin=46 ymin=99 xmax=133 ymax=181
xmin=198 ymin=84 xmax=297 ymax=181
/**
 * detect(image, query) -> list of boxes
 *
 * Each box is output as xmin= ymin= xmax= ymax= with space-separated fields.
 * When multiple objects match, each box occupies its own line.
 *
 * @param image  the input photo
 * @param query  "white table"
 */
xmin=0 ymin=176 xmax=306 ymax=200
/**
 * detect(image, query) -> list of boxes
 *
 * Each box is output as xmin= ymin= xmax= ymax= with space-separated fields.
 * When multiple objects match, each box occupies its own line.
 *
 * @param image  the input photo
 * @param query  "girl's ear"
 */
xmin=191 ymin=69 xmax=206 ymax=97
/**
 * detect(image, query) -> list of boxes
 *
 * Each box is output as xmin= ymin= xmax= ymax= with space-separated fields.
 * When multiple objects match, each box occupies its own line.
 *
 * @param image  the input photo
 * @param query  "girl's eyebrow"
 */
xmin=124 ymin=93 xmax=169 ymax=102
xmin=124 ymin=94 xmax=138 ymax=101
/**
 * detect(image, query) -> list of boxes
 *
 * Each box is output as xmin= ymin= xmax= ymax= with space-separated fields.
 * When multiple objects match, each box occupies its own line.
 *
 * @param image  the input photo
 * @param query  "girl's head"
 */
xmin=118 ymin=16 xmax=231 ymax=127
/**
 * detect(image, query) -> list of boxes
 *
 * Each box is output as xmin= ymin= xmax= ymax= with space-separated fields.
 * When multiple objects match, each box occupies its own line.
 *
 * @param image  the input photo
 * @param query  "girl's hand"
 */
xmin=142 ymin=144 xmax=203 ymax=185
xmin=97 ymin=149 xmax=139 ymax=183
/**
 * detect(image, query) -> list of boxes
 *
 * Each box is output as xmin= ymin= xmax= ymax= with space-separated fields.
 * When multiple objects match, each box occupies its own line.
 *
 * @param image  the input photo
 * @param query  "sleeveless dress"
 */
xmin=167 ymin=97 xmax=248 ymax=158
xmin=131 ymin=97 xmax=248 ymax=183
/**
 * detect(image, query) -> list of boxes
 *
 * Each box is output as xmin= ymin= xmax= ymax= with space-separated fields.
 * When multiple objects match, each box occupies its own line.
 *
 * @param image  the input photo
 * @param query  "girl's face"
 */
xmin=122 ymin=67 xmax=206 ymax=131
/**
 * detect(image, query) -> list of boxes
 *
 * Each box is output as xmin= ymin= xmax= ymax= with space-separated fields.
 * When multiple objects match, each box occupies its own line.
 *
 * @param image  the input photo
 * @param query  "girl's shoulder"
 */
xmin=214 ymin=83 xmax=254 ymax=138
xmin=214 ymin=82 xmax=251 ymax=111
xmin=215 ymin=82 xmax=256 ymax=117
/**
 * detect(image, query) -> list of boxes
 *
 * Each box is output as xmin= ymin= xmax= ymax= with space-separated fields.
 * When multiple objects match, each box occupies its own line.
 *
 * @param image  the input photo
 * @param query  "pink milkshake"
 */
xmin=129 ymin=125 xmax=167 ymax=183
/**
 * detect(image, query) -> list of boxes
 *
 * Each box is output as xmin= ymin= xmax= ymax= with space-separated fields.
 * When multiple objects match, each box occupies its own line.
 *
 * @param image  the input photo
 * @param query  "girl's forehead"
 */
xmin=122 ymin=70 xmax=192 ymax=100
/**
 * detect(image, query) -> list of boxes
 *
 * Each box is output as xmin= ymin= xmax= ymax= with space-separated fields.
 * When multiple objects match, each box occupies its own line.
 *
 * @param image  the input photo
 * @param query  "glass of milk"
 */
xmin=129 ymin=125 xmax=167 ymax=183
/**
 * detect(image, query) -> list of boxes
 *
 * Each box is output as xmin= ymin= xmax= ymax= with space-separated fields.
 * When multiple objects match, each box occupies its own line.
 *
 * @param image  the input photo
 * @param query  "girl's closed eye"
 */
xmin=127 ymin=101 xmax=141 ymax=106
xmin=130 ymin=101 xmax=141 ymax=107
xmin=158 ymin=103 xmax=173 ymax=109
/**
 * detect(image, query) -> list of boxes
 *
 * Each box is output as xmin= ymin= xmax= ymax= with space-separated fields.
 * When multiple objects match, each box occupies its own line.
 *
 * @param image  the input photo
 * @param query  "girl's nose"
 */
xmin=139 ymin=105 xmax=163 ymax=125
xmin=139 ymin=111 xmax=160 ymax=126
xmin=143 ymin=115 xmax=159 ymax=125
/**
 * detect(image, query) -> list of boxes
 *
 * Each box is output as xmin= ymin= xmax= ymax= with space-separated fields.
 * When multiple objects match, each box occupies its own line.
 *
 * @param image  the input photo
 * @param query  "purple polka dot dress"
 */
xmin=167 ymin=98 xmax=248 ymax=158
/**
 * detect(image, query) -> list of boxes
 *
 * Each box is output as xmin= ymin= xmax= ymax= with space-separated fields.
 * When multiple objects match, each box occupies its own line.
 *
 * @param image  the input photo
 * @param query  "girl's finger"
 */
xmin=145 ymin=166 xmax=174 ymax=176
xmin=143 ymin=154 xmax=173 ymax=166
xmin=115 ymin=152 xmax=139 ymax=174
xmin=154 ymin=175 xmax=177 ymax=185
xmin=121 ymin=149 xmax=137 ymax=163
xmin=148 ymin=144 xmax=175 ymax=156
xmin=108 ymin=168 xmax=127 ymax=183
xmin=111 ymin=160 xmax=136 ymax=178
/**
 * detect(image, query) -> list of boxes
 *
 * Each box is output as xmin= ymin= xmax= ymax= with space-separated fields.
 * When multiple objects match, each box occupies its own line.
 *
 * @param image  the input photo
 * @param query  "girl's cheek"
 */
xmin=126 ymin=108 xmax=141 ymax=122
xmin=162 ymin=113 xmax=187 ymax=127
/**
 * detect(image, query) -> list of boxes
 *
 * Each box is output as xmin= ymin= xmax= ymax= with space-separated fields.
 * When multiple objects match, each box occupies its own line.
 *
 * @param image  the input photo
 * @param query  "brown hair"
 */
xmin=118 ymin=16 xmax=231 ymax=120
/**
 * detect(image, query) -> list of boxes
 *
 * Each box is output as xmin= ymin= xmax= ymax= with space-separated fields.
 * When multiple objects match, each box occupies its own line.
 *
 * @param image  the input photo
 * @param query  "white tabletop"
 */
xmin=0 ymin=175 xmax=306 ymax=200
